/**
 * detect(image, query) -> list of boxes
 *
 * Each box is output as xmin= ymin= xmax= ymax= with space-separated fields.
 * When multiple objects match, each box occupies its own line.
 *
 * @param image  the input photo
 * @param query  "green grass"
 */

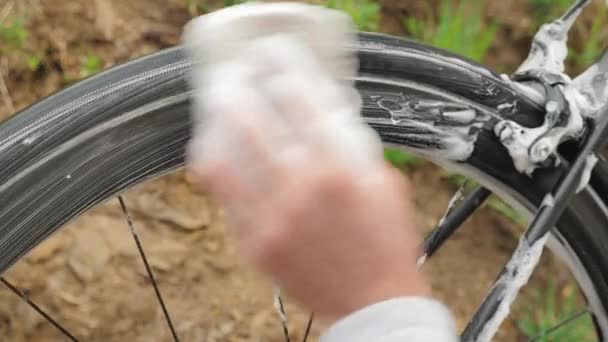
xmin=0 ymin=13 xmax=43 ymax=72
xmin=80 ymin=55 xmax=102 ymax=79
xmin=325 ymin=0 xmax=380 ymax=32
xmin=185 ymin=0 xmax=379 ymax=28
xmin=25 ymin=55 xmax=41 ymax=71
xmin=569 ymin=7 xmax=607 ymax=72
xmin=0 ymin=16 xmax=28 ymax=51
xmin=185 ymin=0 xmax=249 ymax=16
xmin=518 ymin=280 xmax=596 ymax=341
xmin=63 ymin=54 xmax=103 ymax=84
xmin=403 ymin=1 xmax=498 ymax=63
xmin=185 ymin=0 xmax=205 ymax=16
xmin=443 ymin=173 xmax=476 ymax=191
xmin=384 ymin=148 xmax=424 ymax=169
xmin=486 ymin=197 xmax=527 ymax=227
xmin=530 ymin=0 xmax=573 ymax=27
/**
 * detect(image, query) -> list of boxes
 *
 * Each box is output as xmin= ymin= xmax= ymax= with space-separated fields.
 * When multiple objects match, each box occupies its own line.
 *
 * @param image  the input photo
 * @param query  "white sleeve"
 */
xmin=320 ymin=297 xmax=459 ymax=342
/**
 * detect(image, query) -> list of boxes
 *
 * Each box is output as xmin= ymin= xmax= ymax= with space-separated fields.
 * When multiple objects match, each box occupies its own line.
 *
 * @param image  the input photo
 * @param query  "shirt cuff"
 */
xmin=320 ymin=297 xmax=459 ymax=342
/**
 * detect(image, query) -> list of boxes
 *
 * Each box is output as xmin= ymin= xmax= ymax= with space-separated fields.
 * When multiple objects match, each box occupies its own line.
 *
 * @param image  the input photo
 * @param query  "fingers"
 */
xmin=189 ymin=72 xmax=312 ymax=240
xmin=190 ymin=74 xmax=287 ymax=192
xmin=256 ymin=62 xmax=383 ymax=170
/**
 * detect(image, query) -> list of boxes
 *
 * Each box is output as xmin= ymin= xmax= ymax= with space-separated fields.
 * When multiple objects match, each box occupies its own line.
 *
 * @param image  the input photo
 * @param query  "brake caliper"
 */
xmin=493 ymin=1 xmax=602 ymax=175
xmin=495 ymin=70 xmax=585 ymax=174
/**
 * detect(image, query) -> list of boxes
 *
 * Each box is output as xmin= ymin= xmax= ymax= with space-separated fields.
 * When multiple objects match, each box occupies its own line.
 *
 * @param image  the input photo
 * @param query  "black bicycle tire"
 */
xmin=1 ymin=32 xmax=607 ymax=338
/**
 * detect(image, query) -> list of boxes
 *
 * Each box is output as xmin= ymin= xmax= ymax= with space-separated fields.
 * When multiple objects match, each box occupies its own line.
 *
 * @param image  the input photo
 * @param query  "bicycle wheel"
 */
xmin=1 ymin=32 xmax=608 ymax=340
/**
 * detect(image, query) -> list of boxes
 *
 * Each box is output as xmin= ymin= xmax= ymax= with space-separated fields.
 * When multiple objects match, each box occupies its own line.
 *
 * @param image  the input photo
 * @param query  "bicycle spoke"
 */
xmin=1 ymin=277 xmax=78 ymax=341
xmin=273 ymin=286 xmax=291 ymax=342
xmin=462 ymin=109 xmax=608 ymax=342
xmin=302 ymin=312 xmax=314 ymax=342
xmin=530 ymin=308 xmax=590 ymax=341
xmin=118 ymin=196 xmax=180 ymax=342
xmin=418 ymin=185 xmax=491 ymax=267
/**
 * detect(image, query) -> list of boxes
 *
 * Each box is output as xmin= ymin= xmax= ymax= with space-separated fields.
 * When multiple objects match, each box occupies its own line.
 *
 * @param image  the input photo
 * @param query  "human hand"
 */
xmin=188 ymin=106 xmax=429 ymax=321
xmin=185 ymin=2 xmax=428 ymax=321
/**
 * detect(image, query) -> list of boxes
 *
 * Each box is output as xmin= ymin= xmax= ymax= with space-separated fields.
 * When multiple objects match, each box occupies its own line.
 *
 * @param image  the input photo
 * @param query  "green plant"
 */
xmin=486 ymin=196 xmax=527 ymax=227
xmin=186 ymin=0 xmax=249 ymax=16
xmin=442 ymin=173 xmax=476 ymax=190
xmin=80 ymin=55 xmax=102 ymax=79
xmin=0 ymin=16 xmax=28 ymax=50
xmin=403 ymin=1 xmax=498 ymax=63
xmin=186 ymin=0 xmax=205 ymax=16
xmin=0 ymin=14 xmax=43 ymax=71
xmin=403 ymin=16 xmax=433 ymax=43
xmin=518 ymin=280 xmax=595 ymax=341
xmin=530 ymin=0 xmax=573 ymax=27
xmin=325 ymin=0 xmax=380 ymax=32
xmin=25 ymin=55 xmax=41 ymax=71
xmin=384 ymin=148 xmax=424 ymax=169
xmin=223 ymin=0 xmax=248 ymax=6
xmin=569 ymin=8 xmax=607 ymax=71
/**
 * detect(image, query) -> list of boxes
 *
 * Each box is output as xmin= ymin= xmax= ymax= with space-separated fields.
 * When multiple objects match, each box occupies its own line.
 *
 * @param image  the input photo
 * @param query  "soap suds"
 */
xmin=541 ymin=194 xmax=555 ymax=208
xmin=475 ymin=233 xmax=549 ymax=342
xmin=496 ymin=101 xmax=517 ymax=114
xmin=572 ymin=52 xmax=608 ymax=118
xmin=577 ymin=154 xmax=599 ymax=193
xmin=443 ymin=109 xmax=477 ymax=123
xmin=370 ymin=91 xmax=490 ymax=161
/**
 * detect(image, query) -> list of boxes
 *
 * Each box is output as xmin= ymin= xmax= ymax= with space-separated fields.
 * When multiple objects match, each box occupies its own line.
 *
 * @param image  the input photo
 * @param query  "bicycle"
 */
xmin=1 ymin=0 xmax=608 ymax=341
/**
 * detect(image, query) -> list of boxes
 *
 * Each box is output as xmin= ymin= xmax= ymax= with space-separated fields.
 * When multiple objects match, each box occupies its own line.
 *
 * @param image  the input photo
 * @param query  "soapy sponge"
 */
xmin=184 ymin=3 xmax=383 ymax=177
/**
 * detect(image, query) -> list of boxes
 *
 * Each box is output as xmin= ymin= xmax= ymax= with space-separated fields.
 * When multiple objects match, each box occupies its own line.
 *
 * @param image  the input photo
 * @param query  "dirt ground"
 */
xmin=0 ymin=0 xmax=592 ymax=341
